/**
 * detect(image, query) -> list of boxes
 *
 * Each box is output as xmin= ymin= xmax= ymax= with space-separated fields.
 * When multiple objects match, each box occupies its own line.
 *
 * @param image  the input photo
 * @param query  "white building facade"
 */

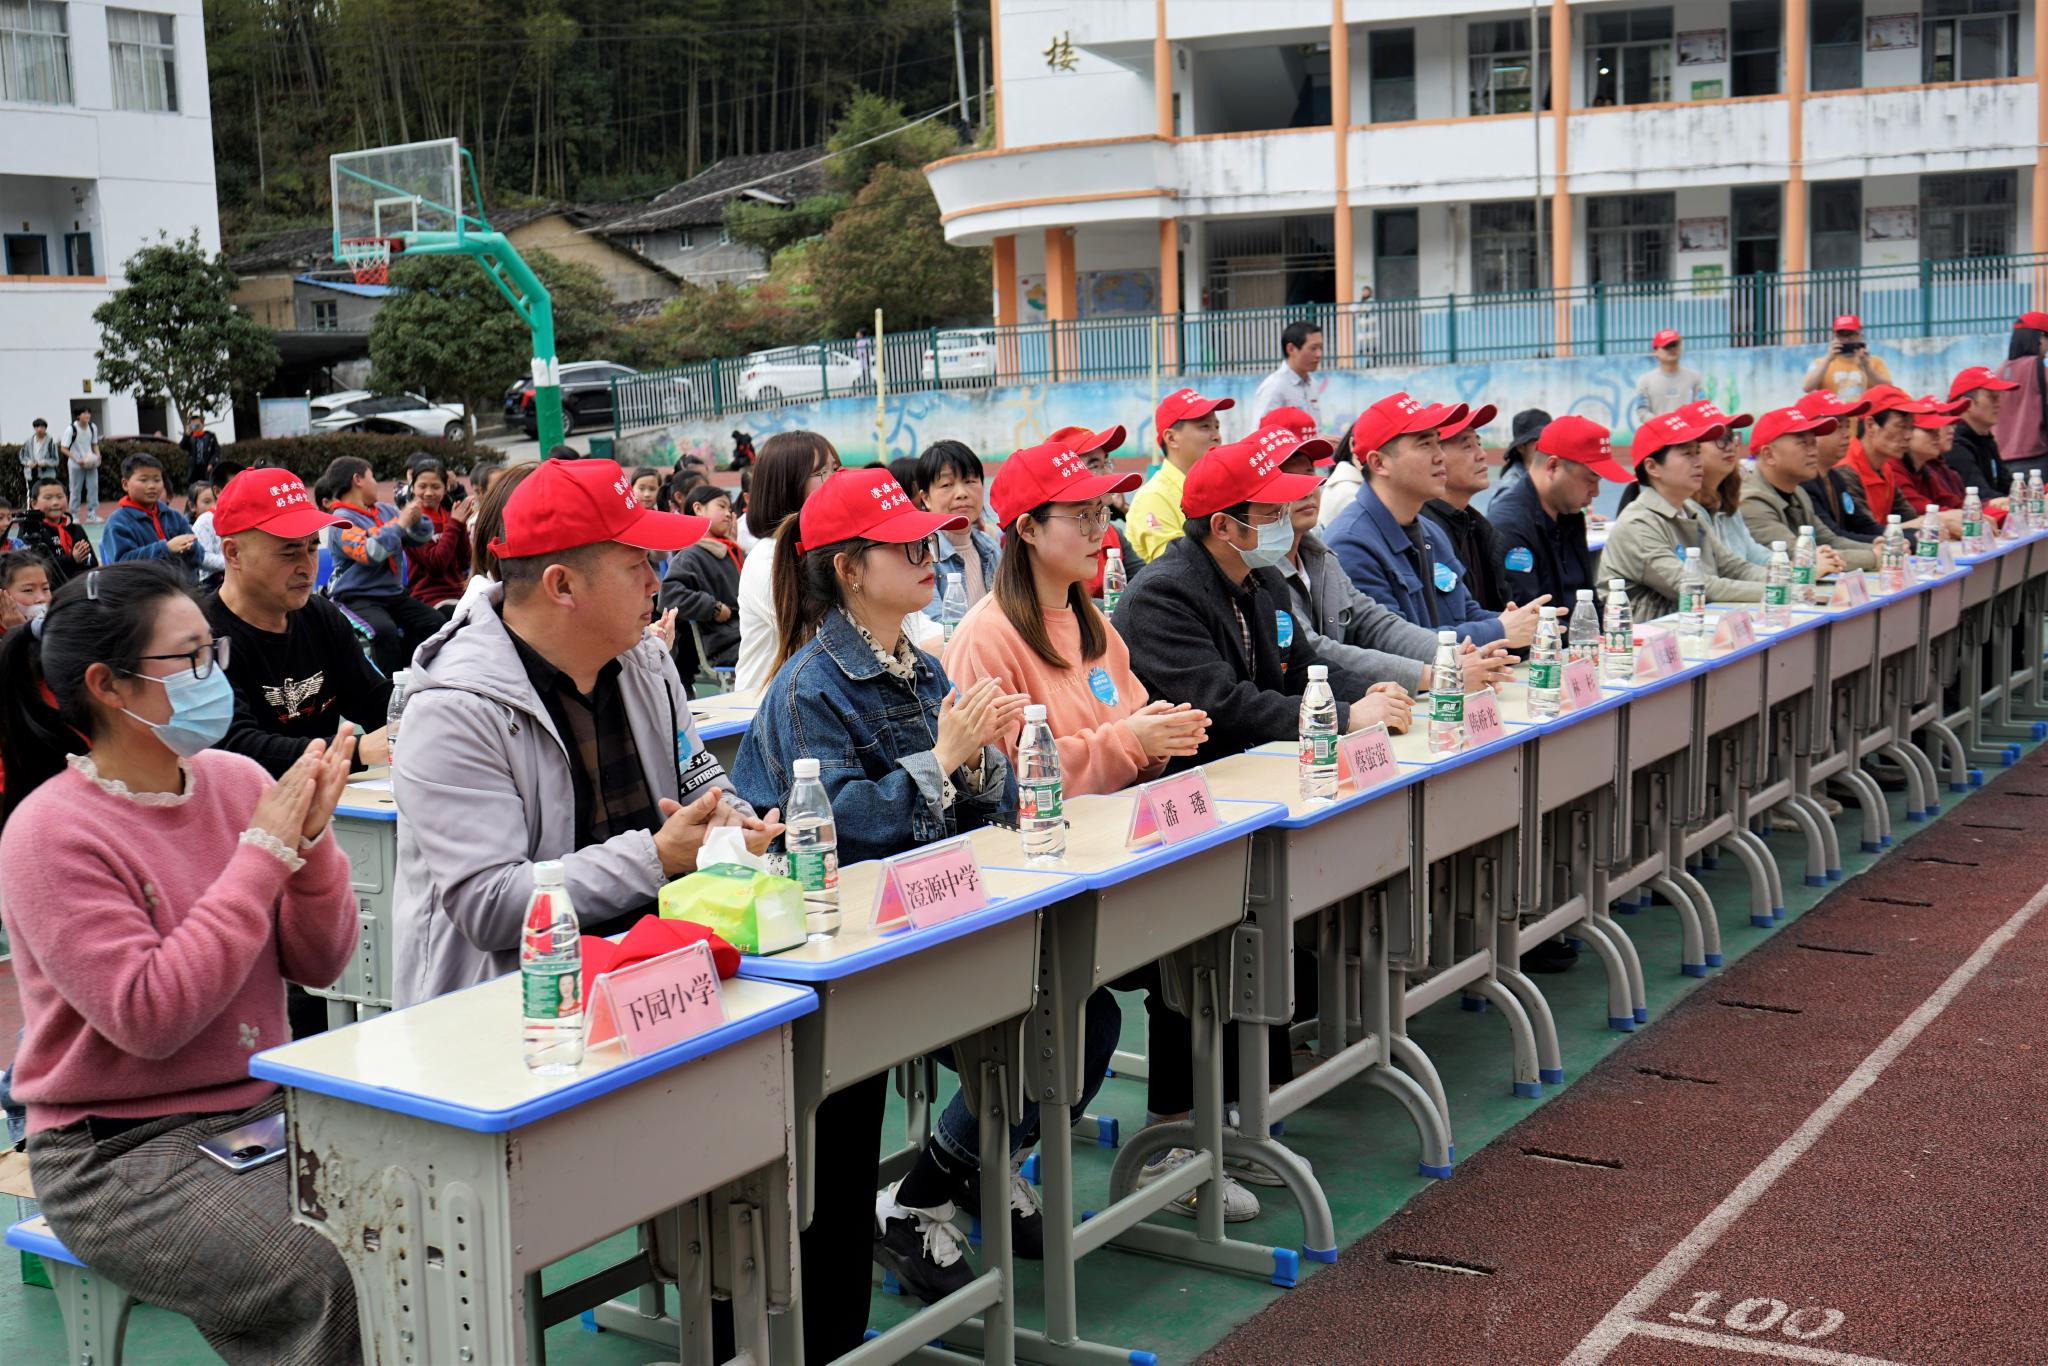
xmin=930 ymin=0 xmax=2043 ymax=356
xmin=0 ymin=0 xmax=226 ymax=442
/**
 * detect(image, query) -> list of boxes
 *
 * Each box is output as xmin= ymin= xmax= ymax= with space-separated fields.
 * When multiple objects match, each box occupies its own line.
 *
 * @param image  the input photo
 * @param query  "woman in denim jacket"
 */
xmin=731 ymin=465 xmax=1024 ymax=1352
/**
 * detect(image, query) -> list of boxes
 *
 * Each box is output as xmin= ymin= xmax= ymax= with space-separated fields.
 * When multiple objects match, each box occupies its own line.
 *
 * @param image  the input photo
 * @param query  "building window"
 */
xmin=1809 ymin=0 xmax=1861 ymax=90
xmin=4 ymin=233 xmax=48 ymax=274
xmin=1586 ymin=7 xmax=1673 ymax=107
xmin=1471 ymin=201 xmax=1551 ymax=293
xmin=1923 ymin=0 xmax=2018 ymax=82
xmin=1373 ymin=209 xmax=1419 ymax=299
xmin=63 ymin=230 xmax=91 ymax=274
xmin=1922 ymin=171 xmax=2016 ymax=260
xmin=0 ymin=0 xmax=71 ymax=103
xmin=676 ymin=228 xmax=695 ymax=250
xmin=1729 ymin=0 xmax=1781 ymax=96
xmin=1810 ymin=181 xmax=1862 ymax=272
xmin=718 ymin=224 xmax=732 ymax=246
xmin=1369 ymin=28 xmax=1416 ymax=123
xmin=1731 ymin=185 xmax=1782 ymax=275
xmin=107 ymin=8 xmax=176 ymax=112
xmin=1587 ymin=193 xmax=1674 ymax=283
xmin=311 ymin=300 xmax=339 ymax=332
xmin=1468 ymin=19 xmax=1550 ymax=115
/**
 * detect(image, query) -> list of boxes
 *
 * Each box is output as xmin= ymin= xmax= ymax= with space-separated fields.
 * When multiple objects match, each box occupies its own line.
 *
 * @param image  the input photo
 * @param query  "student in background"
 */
xmin=730 ymin=465 xmax=1019 ymax=1334
xmin=102 ymin=452 xmax=200 ymax=576
xmin=317 ymin=455 xmax=443 ymax=675
xmin=179 ymin=413 xmax=221 ymax=487
xmin=187 ymin=480 xmax=226 ymax=589
xmin=1596 ymin=408 xmax=1768 ymax=621
xmin=0 ymin=552 xmax=50 ymax=621
xmin=19 ymin=417 xmax=60 ymax=492
xmin=61 ymin=408 xmax=101 ymax=524
xmin=402 ymin=460 xmax=474 ymax=616
xmin=15 ymin=477 xmax=96 ymax=588
xmin=914 ymin=440 xmax=999 ymax=622
xmin=1127 ymin=387 xmax=1233 ymax=560
xmin=1632 ymin=330 xmax=1706 ymax=426
xmin=628 ymin=465 xmax=664 ymax=510
xmin=659 ymin=483 xmax=744 ymax=687
xmin=0 ymin=561 xmax=363 ymax=1362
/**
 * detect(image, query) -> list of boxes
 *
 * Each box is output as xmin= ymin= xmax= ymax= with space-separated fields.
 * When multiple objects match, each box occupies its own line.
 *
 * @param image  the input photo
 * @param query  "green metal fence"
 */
xmin=613 ymin=252 xmax=2048 ymax=436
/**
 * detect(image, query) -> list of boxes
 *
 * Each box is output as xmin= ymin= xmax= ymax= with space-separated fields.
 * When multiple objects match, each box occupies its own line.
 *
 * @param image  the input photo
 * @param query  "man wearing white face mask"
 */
xmin=1113 ymin=434 xmax=1414 ymax=769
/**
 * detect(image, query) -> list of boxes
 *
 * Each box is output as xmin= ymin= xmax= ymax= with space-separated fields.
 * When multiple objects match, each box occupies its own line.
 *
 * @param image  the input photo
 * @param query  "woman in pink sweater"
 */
xmin=0 ymin=560 xmax=364 ymax=1364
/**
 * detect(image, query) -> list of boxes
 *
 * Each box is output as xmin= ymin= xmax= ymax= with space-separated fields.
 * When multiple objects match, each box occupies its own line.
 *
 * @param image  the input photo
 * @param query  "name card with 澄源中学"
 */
xmin=870 ymin=837 xmax=989 ymax=931
xmin=586 ymin=939 xmax=725 ymax=1057
xmin=1125 ymin=770 xmax=1221 ymax=847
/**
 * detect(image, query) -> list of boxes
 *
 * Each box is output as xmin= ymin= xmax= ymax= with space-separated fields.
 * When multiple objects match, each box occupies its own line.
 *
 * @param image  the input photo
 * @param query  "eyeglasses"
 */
xmin=1040 ymin=507 xmax=1112 ymax=533
xmin=899 ymin=537 xmax=935 ymax=567
xmin=1227 ymin=506 xmax=1295 ymax=530
xmin=126 ymin=638 xmax=231 ymax=681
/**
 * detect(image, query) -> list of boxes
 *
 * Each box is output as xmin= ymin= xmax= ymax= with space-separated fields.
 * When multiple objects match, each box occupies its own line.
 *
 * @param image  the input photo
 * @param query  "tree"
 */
xmin=825 ymin=91 xmax=961 ymax=195
xmin=811 ymin=165 xmax=990 ymax=335
xmin=93 ymin=231 xmax=278 ymax=427
xmin=367 ymin=250 xmax=613 ymax=443
xmin=723 ymin=191 xmax=849 ymax=258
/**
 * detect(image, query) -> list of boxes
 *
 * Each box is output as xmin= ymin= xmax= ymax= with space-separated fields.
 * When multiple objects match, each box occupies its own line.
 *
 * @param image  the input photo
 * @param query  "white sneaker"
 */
xmin=1136 ymin=1147 xmax=1260 ymax=1222
xmin=873 ymin=1181 xmax=974 ymax=1304
xmin=1224 ymin=1149 xmax=1311 ymax=1189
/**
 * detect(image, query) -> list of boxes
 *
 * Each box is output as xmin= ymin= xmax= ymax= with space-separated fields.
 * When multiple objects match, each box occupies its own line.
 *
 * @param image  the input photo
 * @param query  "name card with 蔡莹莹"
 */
xmin=1634 ymin=629 xmax=1684 ymax=680
xmin=1125 ymin=770 xmax=1221 ymax=847
xmin=586 ymin=939 xmax=724 ymax=1057
xmin=1337 ymin=723 xmax=1398 ymax=792
xmin=1712 ymin=610 xmax=1758 ymax=649
xmin=1828 ymin=573 xmax=1871 ymax=607
xmin=1561 ymin=659 xmax=1603 ymax=711
xmin=1463 ymin=687 xmax=1506 ymax=746
xmin=870 ymin=837 xmax=988 ymax=931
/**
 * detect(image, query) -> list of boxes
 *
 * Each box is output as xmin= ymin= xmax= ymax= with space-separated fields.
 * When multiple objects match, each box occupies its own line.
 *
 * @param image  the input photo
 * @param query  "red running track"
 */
xmin=1205 ymin=755 xmax=2048 ymax=1366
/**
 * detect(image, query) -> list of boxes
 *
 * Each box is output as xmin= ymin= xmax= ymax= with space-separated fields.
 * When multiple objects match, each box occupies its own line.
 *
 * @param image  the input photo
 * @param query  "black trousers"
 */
xmin=341 ymin=592 xmax=447 ymax=677
xmin=1113 ymin=963 xmax=1297 ymax=1117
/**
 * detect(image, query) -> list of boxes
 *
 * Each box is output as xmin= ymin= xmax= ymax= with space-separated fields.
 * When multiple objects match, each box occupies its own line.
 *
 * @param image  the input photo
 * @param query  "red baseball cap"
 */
xmin=989 ymin=440 xmax=1141 ymax=526
xmin=1676 ymin=397 xmax=1754 ymax=431
xmin=1439 ymin=402 xmax=1498 ymax=440
xmin=1155 ymin=387 xmax=1234 ymax=433
xmin=1536 ymin=415 xmax=1632 ymax=483
xmin=1048 ymin=423 xmax=1126 ymax=455
xmin=1181 ymin=437 xmax=1324 ymax=519
xmin=1911 ymin=395 xmax=1966 ymax=430
xmin=1350 ymin=392 xmax=1469 ymax=455
xmin=1794 ymin=389 xmax=1872 ymax=421
xmin=1861 ymin=384 xmax=1922 ymax=416
xmin=1750 ymin=406 xmax=1838 ymax=452
xmin=796 ymin=466 xmax=963 ymax=552
xmin=1949 ymin=365 xmax=2019 ymax=400
xmin=1652 ymin=329 xmax=1682 ymax=350
xmin=1257 ymin=406 xmax=1320 ymax=440
xmin=1250 ymin=421 xmax=1335 ymax=468
xmin=491 ymin=458 xmax=707 ymax=558
xmin=1832 ymin=314 xmax=1863 ymax=333
xmin=213 ymin=468 xmax=347 ymax=539
xmin=1630 ymin=407 xmax=1726 ymax=468
xmin=2016 ymin=311 xmax=2048 ymax=331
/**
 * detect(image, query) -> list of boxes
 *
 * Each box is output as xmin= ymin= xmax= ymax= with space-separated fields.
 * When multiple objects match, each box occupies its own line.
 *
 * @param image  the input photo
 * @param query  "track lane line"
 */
xmin=1562 ymin=872 xmax=2048 ymax=1366
xmin=1629 ymin=1321 xmax=1919 ymax=1365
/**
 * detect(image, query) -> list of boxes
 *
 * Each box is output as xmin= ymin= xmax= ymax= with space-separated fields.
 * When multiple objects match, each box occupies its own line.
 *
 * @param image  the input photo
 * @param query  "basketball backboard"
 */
xmin=330 ymin=138 xmax=483 ymax=261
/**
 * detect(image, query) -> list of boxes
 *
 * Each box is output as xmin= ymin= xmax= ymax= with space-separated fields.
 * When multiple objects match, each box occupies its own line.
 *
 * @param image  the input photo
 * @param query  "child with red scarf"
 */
xmin=657 ymin=482 xmax=743 ymax=689
xmin=13 ymin=477 xmax=98 ymax=588
xmin=100 ymin=451 xmax=200 ymax=577
xmin=402 ymin=459 xmax=474 ymax=614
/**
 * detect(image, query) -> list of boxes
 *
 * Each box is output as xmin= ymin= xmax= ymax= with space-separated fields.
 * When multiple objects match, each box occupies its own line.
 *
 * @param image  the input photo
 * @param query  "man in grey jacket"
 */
xmin=392 ymin=458 xmax=780 ymax=1006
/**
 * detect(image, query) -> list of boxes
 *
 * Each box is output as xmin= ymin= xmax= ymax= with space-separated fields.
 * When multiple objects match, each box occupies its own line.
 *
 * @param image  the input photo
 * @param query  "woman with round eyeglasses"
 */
xmin=1693 ymin=421 xmax=1774 ymax=566
xmin=0 ymin=561 xmax=363 ymax=1362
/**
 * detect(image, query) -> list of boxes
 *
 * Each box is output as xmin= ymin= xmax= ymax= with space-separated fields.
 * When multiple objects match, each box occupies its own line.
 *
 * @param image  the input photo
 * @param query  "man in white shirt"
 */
xmin=1250 ymin=320 xmax=1323 ymax=427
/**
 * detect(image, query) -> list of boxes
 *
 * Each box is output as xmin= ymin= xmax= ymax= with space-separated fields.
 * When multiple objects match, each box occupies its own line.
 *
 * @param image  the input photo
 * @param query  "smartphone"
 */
xmin=196 ymin=1112 xmax=288 ymax=1173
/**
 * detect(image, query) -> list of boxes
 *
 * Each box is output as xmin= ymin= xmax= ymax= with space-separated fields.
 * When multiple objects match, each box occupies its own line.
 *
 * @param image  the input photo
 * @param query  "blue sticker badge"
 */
xmin=1841 ymin=491 xmax=1854 ymax=515
xmin=676 ymin=727 xmax=696 ymax=769
xmin=1432 ymin=561 xmax=1458 ymax=593
xmin=1504 ymin=546 xmax=1535 ymax=573
xmin=1087 ymin=666 xmax=1119 ymax=706
xmin=1275 ymin=610 xmax=1294 ymax=649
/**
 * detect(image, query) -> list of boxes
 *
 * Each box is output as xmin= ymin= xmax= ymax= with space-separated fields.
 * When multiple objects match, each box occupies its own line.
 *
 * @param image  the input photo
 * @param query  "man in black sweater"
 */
xmin=1423 ymin=402 xmax=1510 ymax=612
xmin=1793 ymin=391 xmax=1886 ymax=538
xmin=201 ymin=468 xmax=394 ymax=776
xmin=1945 ymin=364 xmax=2018 ymax=498
xmin=1113 ymin=431 xmax=1414 ymax=770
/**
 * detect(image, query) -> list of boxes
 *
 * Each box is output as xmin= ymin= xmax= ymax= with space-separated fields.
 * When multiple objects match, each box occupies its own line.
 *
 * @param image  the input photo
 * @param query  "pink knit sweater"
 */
xmin=0 ymin=750 xmax=357 ymax=1134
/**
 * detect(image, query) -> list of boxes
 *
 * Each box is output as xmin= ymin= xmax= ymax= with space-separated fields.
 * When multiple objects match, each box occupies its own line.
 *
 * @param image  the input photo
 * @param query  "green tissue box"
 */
xmin=659 ymin=863 xmax=806 ymax=954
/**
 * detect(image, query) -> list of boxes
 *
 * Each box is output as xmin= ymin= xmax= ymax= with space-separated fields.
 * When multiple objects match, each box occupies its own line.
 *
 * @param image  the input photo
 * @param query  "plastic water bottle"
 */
xmin=1017 ymin=704 xmax=1066 ymax=861
xmin=1677 ymin=547 xmax=1707 ymax=653
xmin=1601 ymin=579 xmax=1634 ymax=682
xmin=785 ymin=757 xmax=840 ymax=939
xmin=1792 ymin=526 xmax=1818 ymax=606
xmin=1880 ymin=515 xmax=1908 ymax=593
xmin=1102 ymin=548 xmax=1127 ymax=612
xmin=1297 ymin=664 xmax=1339 ymax=800
xmin=939 ymin=570 xmax=968 ymax=642
xmin=1762 ymin=541 xmax=1792 ymax=629
xmin=1961 ymin=486 xmax=1985 ymax=553
xmin=1568 ymin=588 xmax=1600 ymax=666
xmin=1915 ymin=504 xmax=1942 ymax=578
xmin=385 ymin=668 xmax=410 ymax=767
xmin=521 ymin=861 xmax=584 ymax=1075
xmin=1528 ymin=606 xmax=1563 ymax=719
xmin=2029 ymin=470 xmax=2046 ymax=529
xmin=1428 ymin=629 xmax=1464 ymax=755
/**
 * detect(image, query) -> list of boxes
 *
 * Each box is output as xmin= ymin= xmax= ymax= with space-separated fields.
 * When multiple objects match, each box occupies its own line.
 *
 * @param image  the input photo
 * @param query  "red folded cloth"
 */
xmin=579 ymin=915 xmax=739 ymax=1005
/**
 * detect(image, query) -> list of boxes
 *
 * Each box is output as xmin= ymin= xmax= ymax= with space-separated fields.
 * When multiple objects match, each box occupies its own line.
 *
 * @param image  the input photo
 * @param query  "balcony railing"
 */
xmin=612 ymin=252 xmax=2048 ymax=436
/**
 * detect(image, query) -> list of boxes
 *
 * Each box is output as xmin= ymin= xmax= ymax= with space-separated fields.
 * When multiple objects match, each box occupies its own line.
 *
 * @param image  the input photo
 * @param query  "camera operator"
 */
xmin=1802 ymin=313 xmax=1892 ymax=406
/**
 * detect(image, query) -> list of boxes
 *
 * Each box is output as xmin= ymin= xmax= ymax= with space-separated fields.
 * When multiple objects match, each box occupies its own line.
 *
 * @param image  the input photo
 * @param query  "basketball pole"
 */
xmin=404 ymin=229 xmax=563 ymax=452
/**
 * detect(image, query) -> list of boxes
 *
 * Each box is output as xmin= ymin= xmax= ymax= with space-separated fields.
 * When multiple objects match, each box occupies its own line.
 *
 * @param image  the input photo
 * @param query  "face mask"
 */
xmin=1233 ymin=513 xmax=1295 ymax=572
xmin=121 ymin=666 xmax=235 ymax=757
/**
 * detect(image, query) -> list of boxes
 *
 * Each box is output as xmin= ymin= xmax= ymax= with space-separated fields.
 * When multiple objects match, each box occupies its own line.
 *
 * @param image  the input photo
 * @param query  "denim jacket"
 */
xmin=923 ymin=527 xmax=1000 ymax=621
xmin=732 ymin=607 xmax=1014 ymax=866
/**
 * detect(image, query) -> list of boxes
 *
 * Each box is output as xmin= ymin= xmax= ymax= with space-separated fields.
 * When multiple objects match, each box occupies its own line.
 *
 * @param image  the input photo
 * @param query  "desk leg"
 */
xmin=1363 ymin=885 xmax=1453 ymax=1176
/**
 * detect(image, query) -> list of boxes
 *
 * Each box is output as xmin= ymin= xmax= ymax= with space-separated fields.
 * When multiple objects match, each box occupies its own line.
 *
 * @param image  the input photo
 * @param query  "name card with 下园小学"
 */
xmin=586 ymin=939 xmax=724 ymax=1057
xmin=1712 ymin=609 xmax=1758 ymax=649
xmin=1337 ymin=723 xmax=1399 ymax=792
xmin=1828 ymin=572 xmax=1871 ymax=607
xmin=1125 ymin=770 xmax=1221 ymax=847
xmin=1463 ymin=687 xmax=1506 ymax=746
xmin=1633 ymin=628 xmax=1684 ymax=681
xmin=871 ymin=837 xmax=988 ymax=931
xmin=1561 ymin=659 xmax=1603 ymax=712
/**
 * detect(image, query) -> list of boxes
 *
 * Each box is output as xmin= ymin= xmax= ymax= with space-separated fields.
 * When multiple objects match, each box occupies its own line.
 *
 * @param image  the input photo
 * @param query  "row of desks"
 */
xmin=279 ymin=526 xmax=2048 ymax=1364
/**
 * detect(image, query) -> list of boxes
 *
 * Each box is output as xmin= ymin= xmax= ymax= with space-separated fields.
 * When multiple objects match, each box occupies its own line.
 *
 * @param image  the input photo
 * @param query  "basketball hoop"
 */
xmin=338 ymin=236 xmax=395 ymax=287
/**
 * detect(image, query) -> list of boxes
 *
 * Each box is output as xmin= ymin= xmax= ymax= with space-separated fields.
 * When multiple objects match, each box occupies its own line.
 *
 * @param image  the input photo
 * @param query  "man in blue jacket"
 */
xmin=1325 ymin=392 xmax=1548 ymax=648
xmin=1486 ymin=414 xmax=1633 ymax=607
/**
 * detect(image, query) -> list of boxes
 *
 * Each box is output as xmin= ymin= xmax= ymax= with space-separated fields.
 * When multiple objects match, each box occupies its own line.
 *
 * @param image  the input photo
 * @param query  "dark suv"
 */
xmin=502 ymin=360 xmax=636 ymax=437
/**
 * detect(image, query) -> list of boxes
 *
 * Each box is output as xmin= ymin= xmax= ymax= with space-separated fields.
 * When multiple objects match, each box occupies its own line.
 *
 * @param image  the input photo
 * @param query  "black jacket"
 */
xmin=203 ymin=590 xmax=393 ymax=776
xmin=1806 ymin=467 xmax=1885 ymax=539
xmin=12 ymin=513 xmax=97 ymax=587
xmin=658 ymin=541 xmax=743 ymax=683
xmin=1423 ymin=499 xmax=1510 ymax=611
xmin=1112 ymin=533 xmax=1377 ymax=770
xmin=1484 ymin=476 xmax=1596 ymax=608
xmin=1946 ymin=424 xmax=2010 ymax=499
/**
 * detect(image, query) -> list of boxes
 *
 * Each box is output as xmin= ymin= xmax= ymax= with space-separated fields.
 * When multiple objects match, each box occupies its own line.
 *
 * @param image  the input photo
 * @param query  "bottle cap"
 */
xmin=1772 ymin=540 xmax=1787 ymax=550
xmin=1437 ymin=628 xmax=1458 ymax=643
xmin=1798 ymin=525 xmax=1813 ymax=535
xmin=534 ymin=859 xmax=566 ymax=887
xmin=1106 ymin=547 xmax=1122 ymax=560
xmin=1926 ymin=505 xmax=1939 ymax=516
xmin=1967 ymin=486 xmax=1979 ymax=494
xmin=1576 ymin=588 xmax=1593 ymax=600
xmin=1024 ymin=703 xmax=1048 ymax=721
xmin=793 ymin=757 xmax=820 ymax=779
xmin=1887 ymin=514 xmax=1901 ymax=524
xmin=1306 ymin=664 xmax=1328 ymax=681
xmin=1683 ymin=546 xmax=1700 ymax=559
xmin=1609 ymin=578 xmax=1625 ymax=591
xmin=392 ymin=669 xmax=410 ymax=687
